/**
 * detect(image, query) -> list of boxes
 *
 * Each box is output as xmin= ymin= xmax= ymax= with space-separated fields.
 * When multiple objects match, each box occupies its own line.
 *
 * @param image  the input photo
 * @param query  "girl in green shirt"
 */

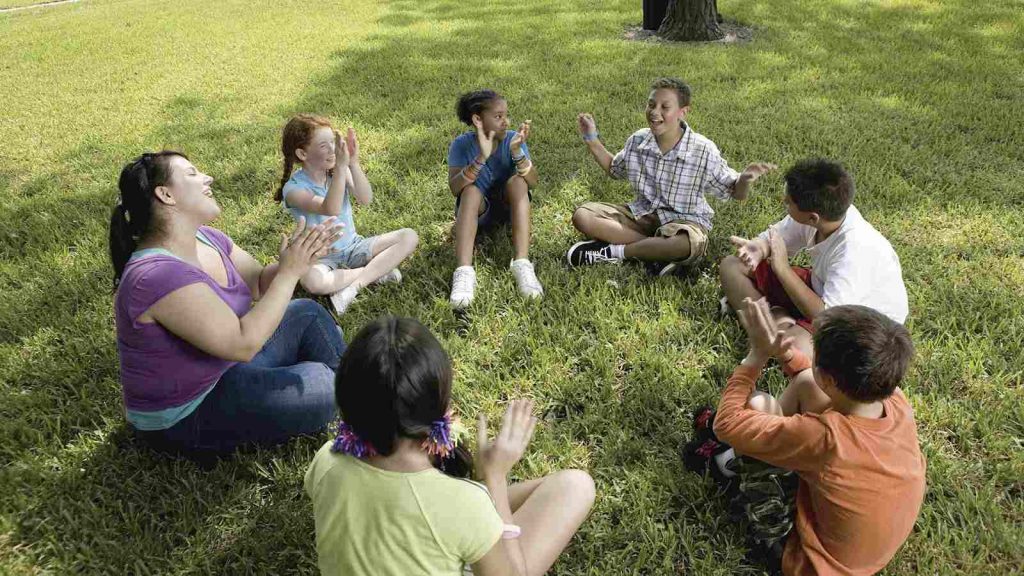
xmin=305 ymin=317 xmax=594 ymax=576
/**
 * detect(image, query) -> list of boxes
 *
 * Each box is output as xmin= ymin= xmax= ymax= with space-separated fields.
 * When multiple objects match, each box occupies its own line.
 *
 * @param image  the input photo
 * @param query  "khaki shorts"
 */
xmin=576 ymin=202 xmax=709 ymax=266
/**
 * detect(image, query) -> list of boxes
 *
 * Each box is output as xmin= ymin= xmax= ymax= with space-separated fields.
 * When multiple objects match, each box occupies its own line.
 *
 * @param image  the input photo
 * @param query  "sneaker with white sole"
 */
xmin=330 ymin=285 xmax=359 ymax=315
xmin=449 ymin=266 xmax=476 ymax=309
xmin=566 ymin=240 xmax=620 ymax=267
xmin=510 ymin=259 xmax=543 ymax=299
xmin=373 ymin=268 xmax=403 ymax=285
xmin=720 ymin=296 xmax=734 ymax=318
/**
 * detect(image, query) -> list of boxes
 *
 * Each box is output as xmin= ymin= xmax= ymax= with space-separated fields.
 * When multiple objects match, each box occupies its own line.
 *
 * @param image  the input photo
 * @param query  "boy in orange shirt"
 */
xmin=713 ymin=298 xmax=926 ymax=575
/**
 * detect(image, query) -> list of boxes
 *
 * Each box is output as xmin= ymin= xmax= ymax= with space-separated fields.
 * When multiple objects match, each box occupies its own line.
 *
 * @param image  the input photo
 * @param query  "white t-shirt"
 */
xmin=758 ymin=205 xmax=909 ymax=324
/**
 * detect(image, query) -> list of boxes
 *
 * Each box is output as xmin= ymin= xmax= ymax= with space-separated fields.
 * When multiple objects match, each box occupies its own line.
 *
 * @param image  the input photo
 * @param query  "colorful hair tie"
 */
xmin=330 ymin=420 xmax=378 ymax=458
xmin=421 ymin=410 xmax=465 ymax=459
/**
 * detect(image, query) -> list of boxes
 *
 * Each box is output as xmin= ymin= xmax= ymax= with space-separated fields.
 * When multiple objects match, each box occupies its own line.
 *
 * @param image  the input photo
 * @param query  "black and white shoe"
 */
xmin=566 ymin=240 xmax=620 ymax=267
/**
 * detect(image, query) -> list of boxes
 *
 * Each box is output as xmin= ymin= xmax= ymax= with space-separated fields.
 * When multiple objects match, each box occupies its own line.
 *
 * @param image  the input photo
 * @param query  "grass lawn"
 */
xmin=1 ymin=0 xmax=1022 ymax=573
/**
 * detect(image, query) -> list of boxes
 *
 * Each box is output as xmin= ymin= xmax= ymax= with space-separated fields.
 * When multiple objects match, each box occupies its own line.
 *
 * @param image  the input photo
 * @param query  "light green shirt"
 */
xmin=304 ymin=441 xmax=504 ymax=576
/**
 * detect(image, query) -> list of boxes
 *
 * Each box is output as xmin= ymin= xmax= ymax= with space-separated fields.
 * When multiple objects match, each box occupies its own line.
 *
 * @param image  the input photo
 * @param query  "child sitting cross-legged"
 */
xmin=720 ymin=158 xmax=908 ymax=359
xmin=305 ymin=316 xmax=595 ymax=576
xmin=277 ymin=114 xmax=419 ymax=314
xmin=568 ymin=77 xmax=776 ymax=276
xmin=712 ymin=298 xmax=926 ymax=575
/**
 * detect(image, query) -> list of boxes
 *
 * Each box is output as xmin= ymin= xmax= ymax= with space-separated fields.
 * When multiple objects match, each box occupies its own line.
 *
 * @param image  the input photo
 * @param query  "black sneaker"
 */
xmin=642 ymin=260 xmax=680 ymax=276
xmin=566 ymin=240 xmax=619 ymax=267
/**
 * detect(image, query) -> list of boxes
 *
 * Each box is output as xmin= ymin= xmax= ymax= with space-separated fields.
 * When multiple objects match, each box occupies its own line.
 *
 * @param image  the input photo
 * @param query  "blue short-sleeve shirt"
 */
xmin=447 ymin=130 xmax=530 ymax=193
xmin=282 ymin=168 xmax=357 ymax=252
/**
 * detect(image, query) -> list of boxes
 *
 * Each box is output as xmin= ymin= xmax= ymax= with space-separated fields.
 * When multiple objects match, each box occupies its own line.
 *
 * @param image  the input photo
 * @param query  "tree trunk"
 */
xmin=657 ymin=0 xmax=723 ymax=42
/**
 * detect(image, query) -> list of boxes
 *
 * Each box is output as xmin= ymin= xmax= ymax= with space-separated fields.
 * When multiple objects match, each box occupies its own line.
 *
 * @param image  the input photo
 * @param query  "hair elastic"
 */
xmin=330 ymin=420 xmax=378 ymax=458
xmin=421 ymin=410 xmax=465 ymax=459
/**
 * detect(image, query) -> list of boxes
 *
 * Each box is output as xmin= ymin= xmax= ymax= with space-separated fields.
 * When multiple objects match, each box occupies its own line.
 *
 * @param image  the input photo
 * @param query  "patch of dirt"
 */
xmin=624 ymin=21 xmax=753 ymax=44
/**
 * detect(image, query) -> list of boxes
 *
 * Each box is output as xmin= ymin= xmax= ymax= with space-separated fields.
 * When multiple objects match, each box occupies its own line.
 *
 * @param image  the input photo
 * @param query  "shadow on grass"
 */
xmin=2 ymin=0 xmax=1023 ymax=572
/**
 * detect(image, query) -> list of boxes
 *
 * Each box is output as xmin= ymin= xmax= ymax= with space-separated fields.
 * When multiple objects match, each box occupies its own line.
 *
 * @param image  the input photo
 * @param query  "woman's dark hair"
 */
xmin=455 ymin=89 xmax=504 ymax=126
xmin=335 ymin=316 xmax=473 ymax=477
xmin=109 ymin=151 xmax=187 ymax=289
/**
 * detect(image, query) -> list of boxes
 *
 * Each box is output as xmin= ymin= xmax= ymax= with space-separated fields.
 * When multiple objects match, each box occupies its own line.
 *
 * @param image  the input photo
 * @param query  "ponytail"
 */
xmin=336 ymin=317 xmax=473 ymax=478
xmin=108 ymin=204 xmax=136 ymax=289
xmin=278 ymin=114 xmax=334 ymax=202
xmin=109 ymin=151 xmax=187 ymax=289
xmin=275 ymin=156 xmax=294 ymax=203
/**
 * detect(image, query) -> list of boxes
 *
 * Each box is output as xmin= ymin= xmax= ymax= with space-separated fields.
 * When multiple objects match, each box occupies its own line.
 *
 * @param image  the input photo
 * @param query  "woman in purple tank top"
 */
xmin=109 ymin=151 xmax=347 ymax=459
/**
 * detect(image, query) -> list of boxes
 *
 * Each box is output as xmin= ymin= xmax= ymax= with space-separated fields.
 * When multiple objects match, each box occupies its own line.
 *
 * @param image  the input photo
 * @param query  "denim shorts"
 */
xmin=318 ymin=234 xmax=376 ymax=270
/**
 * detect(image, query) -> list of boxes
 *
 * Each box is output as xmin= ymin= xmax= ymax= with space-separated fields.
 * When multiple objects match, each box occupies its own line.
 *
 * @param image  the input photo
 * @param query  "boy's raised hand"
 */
xmin=737 ymin=297 xmax=794 ymax=368
xmin=345 ymin=127 xmax=360 ymax=165
xmin=473 ymin=116 xmax=496 ymax=160
xmin=738 ymin=162 xmax=777 ymax=184
xmin=730 ymin=236 xmax=767 ymax=272
xmin=510 ymin=120 xmax=531 ymax=155
xmin=577 ymin=113 xmax=598 ymax=140
xmin=476 ymin=399 xmax=538 ymax=481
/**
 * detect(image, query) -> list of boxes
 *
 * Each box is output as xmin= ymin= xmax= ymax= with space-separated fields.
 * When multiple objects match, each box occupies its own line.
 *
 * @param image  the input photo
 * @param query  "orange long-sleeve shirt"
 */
xmin=714 ymin=362 xmax=926 ymax=576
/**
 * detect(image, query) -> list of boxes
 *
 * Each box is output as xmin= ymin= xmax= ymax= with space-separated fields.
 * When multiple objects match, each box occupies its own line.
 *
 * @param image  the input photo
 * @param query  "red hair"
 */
xmin=276 ymin=114 xmax=334 ymax=202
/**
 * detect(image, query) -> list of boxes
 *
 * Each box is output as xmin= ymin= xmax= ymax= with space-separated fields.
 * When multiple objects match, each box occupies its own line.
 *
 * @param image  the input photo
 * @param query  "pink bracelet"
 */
xmin=501 ymin=524 xmax=522 ymax=539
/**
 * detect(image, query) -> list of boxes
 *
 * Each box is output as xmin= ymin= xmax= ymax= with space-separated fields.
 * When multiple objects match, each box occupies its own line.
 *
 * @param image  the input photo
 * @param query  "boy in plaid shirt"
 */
xmin=568 ymin=77 xmax=775 ymax=275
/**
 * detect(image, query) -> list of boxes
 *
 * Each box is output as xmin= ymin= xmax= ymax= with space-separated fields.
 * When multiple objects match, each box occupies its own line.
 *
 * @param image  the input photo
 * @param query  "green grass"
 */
xmin=2 ymin=0 xmax=1022 ymax=573
xmin=0 ymin=0 xmax=75 ymax=10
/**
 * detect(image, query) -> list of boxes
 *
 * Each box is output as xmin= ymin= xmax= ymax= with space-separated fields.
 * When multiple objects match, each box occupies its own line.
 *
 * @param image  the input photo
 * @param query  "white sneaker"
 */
xmin=510 ymin=259 xmax=543 ymax=299
xmin=373 ymin=268 xmax=403 ymax=285
xmin=719 ymin=296 xmax=734 ymax=318
xmin=330 ymin=286 xmax=359 ymax=315
xmin=449 ymin=266 xmax=476 ymax=309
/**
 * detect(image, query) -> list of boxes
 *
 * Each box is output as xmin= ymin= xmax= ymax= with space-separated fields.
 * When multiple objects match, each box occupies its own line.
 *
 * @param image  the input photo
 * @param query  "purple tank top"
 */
xmin=114 ymin=227 xmax=253 ymax=412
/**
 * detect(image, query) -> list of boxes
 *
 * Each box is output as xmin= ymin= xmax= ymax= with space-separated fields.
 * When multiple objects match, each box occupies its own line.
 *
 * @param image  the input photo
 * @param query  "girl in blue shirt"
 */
xmin=446 ymin=90 xmax=543 ymax=309
xmin=277 ymin=114 xmax=419 ymax=314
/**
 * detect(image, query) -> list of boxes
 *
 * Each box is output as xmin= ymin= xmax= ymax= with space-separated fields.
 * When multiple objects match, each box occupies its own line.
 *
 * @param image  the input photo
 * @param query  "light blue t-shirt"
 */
xmin=447 ymin=130 xmax=530 ymax=194
xmin=282 ymin=168 xmax=357 ymax=252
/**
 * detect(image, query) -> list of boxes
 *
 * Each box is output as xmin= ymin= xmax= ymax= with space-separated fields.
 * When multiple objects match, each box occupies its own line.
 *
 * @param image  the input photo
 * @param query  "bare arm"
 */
xmin=345 ymin=128 xmax=373 ymax=205
xmin=230 ymin=244 xmax=264 ymax=299
xmin=448 ymin=158 xmax=487 ymax=197
xmin=509 ymin=121 xmax=539 ymax=188
xmin=471 ymin=400 xmax=537 ymax=576
xmin=768 ymin=228 xmax=825 ymax=319
xmin=227 ymin=244 xmax=280 ymax=301
xmin=577 ymin=113 xmax=614 ymax=176
xmin=731 ymin=162 xmax=777 ymax=201
xmin=147 ymin=219 xmax=340 ymax=362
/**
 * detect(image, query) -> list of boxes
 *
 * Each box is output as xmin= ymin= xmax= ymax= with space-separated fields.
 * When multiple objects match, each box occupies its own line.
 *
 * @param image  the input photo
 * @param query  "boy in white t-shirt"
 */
xmin=721 ymin=158 xmax=908 ymax=359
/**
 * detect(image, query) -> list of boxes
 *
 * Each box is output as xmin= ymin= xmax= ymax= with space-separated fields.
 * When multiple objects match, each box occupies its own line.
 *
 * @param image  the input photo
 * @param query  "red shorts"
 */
xmin=753 ymin=261 xmax=815 ymax=333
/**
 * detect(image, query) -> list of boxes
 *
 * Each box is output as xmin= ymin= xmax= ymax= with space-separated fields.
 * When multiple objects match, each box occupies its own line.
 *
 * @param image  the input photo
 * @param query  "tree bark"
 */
xmin=657 ymin=0 xmax=723 ymax=42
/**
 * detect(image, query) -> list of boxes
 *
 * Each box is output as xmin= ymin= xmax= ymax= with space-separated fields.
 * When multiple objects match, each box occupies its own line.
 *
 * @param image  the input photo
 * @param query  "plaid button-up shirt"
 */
xmin=610 ymin=125 xmax=739 ymax=231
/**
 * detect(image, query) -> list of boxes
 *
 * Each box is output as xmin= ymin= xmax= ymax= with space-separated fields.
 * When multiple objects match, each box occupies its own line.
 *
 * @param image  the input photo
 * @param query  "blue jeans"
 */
xmin=135 ymin=299 xmax=345 ymax=457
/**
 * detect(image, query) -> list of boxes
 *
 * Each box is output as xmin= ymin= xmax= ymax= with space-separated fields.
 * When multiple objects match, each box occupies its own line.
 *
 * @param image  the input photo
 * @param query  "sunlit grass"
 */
xmin=2 ymin=0 xmax=1022 ymax=573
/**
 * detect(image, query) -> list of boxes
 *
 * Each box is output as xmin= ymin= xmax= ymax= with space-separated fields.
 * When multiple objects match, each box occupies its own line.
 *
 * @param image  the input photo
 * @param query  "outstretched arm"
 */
xmin=731 ymin=162 xmax=777 ymax=201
